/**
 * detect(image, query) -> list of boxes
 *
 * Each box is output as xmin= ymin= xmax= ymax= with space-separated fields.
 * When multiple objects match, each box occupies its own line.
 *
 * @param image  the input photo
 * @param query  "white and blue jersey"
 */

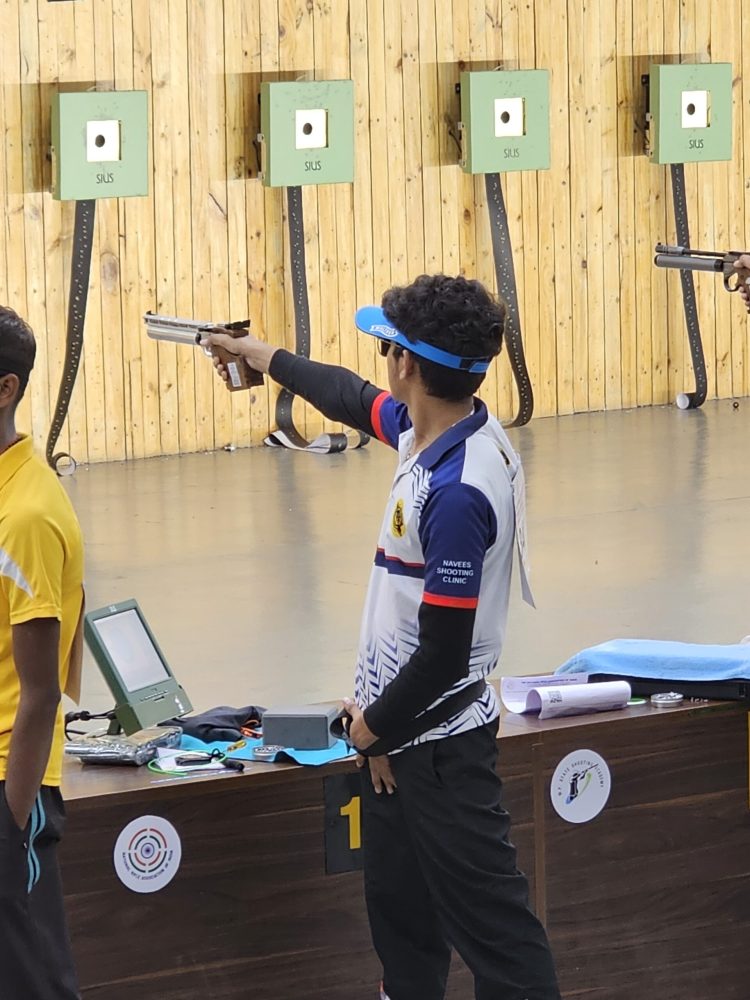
xmin=265 ymin=349 xmax=532 ymax=752
xmin=355 ymin=392 xmax=525 ymax=748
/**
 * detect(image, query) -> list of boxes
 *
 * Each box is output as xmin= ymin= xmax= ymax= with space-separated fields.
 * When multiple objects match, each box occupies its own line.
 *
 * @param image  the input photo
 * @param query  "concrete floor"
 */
xmin=63 ymin=398 xmax=750 ymax=717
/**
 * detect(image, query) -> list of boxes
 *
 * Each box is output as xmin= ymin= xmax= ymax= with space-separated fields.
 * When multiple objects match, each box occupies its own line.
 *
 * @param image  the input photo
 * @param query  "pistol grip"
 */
xmin=724 ymin=265 xmax=746 ymax=293
xmin=211 ymin=344 xmax=265 ymax=391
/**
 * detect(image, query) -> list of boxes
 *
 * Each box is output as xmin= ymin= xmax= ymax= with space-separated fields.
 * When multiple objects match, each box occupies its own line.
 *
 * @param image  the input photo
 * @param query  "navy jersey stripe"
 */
xmin=374 ymin=548 xmax=426 ymax=579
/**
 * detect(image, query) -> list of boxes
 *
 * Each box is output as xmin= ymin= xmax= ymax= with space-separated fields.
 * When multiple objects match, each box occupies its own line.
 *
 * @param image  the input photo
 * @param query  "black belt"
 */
xmin=265 ymin=186 xmax=368 ymax=454
xmin=485 ymin=173 xmax=534 ymax=427
xmin=331 ymin=678 xmax=487 ymax=757
xmin=46 ymin=199 xmax=96 ymax=475
xmin=669 ymin=163 xmax=707 ymax=409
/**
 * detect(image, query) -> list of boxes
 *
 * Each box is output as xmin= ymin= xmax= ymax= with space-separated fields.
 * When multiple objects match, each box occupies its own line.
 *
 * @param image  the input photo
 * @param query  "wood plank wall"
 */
xmin=0 ymin=0 xmax=748 ymax=462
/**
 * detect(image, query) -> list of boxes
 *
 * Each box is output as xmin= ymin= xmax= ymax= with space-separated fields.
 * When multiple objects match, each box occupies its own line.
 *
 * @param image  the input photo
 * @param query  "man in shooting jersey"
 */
xmin=205 ymin=274 xmax=560 ymax=1000
xmin=0 ymin=307 xmax=83 ymax=1000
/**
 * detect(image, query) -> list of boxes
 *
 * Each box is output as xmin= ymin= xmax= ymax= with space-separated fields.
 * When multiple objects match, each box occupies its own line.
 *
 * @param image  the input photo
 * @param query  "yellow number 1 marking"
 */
xmin=339 ymin=795 xmax=362 ymax=851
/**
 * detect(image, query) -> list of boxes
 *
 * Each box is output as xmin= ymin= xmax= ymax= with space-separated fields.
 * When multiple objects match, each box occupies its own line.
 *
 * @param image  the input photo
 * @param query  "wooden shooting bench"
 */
xmin=60 ymin=697 xmax=750 ymax=1000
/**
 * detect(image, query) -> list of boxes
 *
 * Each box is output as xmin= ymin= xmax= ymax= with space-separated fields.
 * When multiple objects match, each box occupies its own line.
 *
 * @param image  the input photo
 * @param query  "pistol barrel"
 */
xmin=654 ymin=254 xmax=724 ymax=274
xmin=143 ymin=312 xmax=210 ymax=346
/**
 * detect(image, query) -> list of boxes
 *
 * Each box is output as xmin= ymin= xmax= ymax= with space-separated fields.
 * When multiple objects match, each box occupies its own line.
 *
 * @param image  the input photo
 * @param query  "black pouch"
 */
xmin=159 ymin=704 xmax=266 ymax=742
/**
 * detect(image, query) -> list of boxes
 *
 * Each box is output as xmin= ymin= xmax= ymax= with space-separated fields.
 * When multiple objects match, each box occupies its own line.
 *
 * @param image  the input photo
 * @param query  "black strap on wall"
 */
xmin=485 ymin=173 xmax=534 ymax=427
xmin=669 ymin=163 xmax=708 ymax=410
xmin=265 ymin=186 xmax=368 ymax=454
xmin=46 ymin=198 xmax=96 ymax=476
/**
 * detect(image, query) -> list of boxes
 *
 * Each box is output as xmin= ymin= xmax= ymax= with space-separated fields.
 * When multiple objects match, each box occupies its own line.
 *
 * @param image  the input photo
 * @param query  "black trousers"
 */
xmin=0 ymin=783 xmax=80 ymax=1000
xmin=361 ymin=721 xmax=561 ymax=1000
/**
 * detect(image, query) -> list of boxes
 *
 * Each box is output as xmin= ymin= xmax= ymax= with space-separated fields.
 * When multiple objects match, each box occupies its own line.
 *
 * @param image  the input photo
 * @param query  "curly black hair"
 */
xmin=381 ymin=274 xmax=505 ymax=401
xmin=0 ymin=306 xmax=36 ymax=402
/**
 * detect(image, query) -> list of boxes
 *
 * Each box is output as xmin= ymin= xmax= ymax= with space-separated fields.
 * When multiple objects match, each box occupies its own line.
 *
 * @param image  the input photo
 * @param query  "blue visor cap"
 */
xmin=354 ymin=306 xmax=492 ymax=373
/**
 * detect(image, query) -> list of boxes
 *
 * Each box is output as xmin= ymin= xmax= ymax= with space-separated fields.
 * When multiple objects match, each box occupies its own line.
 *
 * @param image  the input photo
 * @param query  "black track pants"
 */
xmin=361 ymin=721 xmax=561 ymax=1000
xmin=0 ymin=783 xmax=80 ymax=1000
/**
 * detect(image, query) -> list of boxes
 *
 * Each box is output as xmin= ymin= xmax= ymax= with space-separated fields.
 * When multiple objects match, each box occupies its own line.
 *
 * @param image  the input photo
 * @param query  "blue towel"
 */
xmin=555 ymin=639 xmax=750 ymax=681
xmin=179 ymin=733 xmax=354 ymax=767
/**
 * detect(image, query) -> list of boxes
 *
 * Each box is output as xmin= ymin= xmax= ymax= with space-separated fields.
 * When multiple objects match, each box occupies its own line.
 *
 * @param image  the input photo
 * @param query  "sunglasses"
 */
xmin=378 ymin=340 xmax=403 ymax=358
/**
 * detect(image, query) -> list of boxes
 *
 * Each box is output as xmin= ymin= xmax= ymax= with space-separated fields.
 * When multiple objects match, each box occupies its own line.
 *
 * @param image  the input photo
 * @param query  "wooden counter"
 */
xmin=61 ymin=699 xmax=750 ymax=999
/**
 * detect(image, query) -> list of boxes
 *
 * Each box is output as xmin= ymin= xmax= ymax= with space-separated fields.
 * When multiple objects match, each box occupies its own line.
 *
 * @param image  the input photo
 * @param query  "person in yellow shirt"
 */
xmin=0 ymin=306 xmax=84 ymax=1000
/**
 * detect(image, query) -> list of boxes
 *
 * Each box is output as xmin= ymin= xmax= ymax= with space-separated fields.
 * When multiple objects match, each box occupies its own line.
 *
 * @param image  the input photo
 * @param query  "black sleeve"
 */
xmin=268 ymin=350 xmax=385 ymax=439
xmin=362 ymin=603 xmax=475 ymax=739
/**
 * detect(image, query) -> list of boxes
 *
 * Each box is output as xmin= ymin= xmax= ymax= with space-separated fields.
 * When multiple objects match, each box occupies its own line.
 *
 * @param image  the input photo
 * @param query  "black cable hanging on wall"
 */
xmin=45 ymin=198 xmax=96 ymax=476
xmin=484 ymin=173 xmax=534 ymax=427
xmin=264 ymin=185 xmax=369 ymax=453
xmin=669 ymin=162 xmax=708 ymax=410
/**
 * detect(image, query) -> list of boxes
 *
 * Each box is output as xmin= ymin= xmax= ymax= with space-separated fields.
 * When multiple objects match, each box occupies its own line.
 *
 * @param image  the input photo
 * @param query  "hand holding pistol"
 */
xmin=734 ymin=254 xmax=750 ymax=313
xmin=144 ymin=313 xmax=265 ymax=390
xmin=653 ymin=244 xmax=747 ymax=294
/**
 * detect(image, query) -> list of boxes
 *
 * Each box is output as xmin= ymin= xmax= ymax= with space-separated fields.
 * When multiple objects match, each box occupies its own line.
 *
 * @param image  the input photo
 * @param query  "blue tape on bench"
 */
xmin=179 ymin=733 xmax=354 ymax=766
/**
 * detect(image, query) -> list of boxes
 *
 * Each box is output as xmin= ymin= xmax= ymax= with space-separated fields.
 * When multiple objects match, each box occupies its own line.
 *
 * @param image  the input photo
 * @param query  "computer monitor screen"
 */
xmin=89 ymin=608 xmax=171 ymax=692
xmin=84 ymin=599 xmax=193 ymax=734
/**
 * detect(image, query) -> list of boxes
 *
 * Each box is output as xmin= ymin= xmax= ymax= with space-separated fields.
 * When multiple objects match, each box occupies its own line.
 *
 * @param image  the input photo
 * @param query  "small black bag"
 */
xmin=159 ymin=705 xmax=265 ymax=743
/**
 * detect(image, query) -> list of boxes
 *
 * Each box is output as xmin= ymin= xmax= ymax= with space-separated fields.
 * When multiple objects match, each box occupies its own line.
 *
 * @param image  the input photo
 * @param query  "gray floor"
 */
xmin=64 ymin=399 xmax=750 ymax=717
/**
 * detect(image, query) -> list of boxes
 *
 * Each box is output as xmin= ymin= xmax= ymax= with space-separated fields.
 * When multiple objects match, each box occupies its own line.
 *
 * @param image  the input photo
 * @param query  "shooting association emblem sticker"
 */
xmin=114 ymin=815 xmax=182 ymax=893
xmin=550 ymin=750 xmax=611 ymax=824
xmin=391 ymin=499 xmax=406 ymax=538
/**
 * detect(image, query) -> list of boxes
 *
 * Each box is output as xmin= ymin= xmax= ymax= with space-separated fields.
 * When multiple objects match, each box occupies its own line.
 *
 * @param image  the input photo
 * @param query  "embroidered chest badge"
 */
xmin=391 ymin=499 xmax=406 ymax=538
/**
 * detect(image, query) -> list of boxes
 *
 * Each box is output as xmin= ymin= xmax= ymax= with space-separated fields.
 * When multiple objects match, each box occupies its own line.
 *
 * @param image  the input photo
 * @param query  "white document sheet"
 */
xmin=500 ymin=673 xmax=631 ymax=720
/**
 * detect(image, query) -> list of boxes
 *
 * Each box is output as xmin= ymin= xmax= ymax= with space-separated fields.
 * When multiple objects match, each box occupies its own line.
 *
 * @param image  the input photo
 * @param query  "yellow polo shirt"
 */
xmin=0 ymin=436 xmax=84 ymax=786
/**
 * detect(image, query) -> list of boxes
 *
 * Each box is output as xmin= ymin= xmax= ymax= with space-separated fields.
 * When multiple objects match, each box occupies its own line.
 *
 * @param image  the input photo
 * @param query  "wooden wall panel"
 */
xmin=616 ymin=0 xmax=637 ymax=411
xmin=0 ymin=0 xmax=747 ymax=463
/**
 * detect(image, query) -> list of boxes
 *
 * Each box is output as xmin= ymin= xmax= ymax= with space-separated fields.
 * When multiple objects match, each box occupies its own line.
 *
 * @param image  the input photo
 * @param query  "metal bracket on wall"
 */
xmin=641 ymin=74 xmax=653 ymax=158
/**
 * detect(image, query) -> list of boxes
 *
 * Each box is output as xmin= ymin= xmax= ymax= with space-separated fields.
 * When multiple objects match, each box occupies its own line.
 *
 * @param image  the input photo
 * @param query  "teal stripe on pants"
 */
xmin=26 ymin=794 xmax=45 ymax=894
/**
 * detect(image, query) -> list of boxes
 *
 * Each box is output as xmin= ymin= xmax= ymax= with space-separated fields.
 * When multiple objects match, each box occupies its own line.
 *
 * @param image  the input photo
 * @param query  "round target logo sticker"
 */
xmin=550 ymin=750 xmax=611 ymax=824
xmin=114 ymin=816 xmax=182 ymax=893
